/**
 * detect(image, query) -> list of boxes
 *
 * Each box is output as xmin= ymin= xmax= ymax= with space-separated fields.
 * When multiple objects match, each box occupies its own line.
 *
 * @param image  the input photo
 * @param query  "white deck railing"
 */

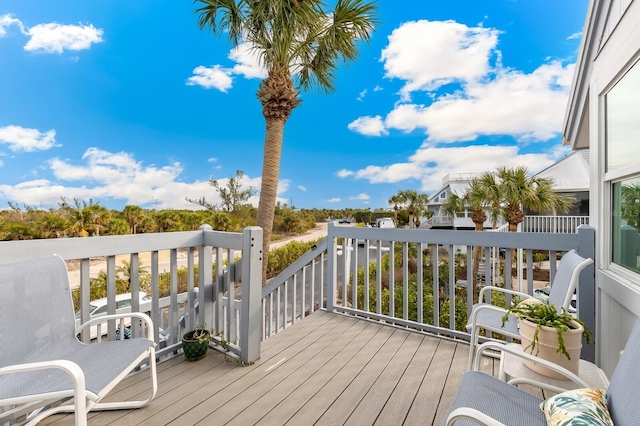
xmin=522 ymin=215 xmax=589 ymax=233
xmin=0 ymin=221 xmax=597 ymax=363
xmin=0 ymin=225 xmax=263 ymax=364
xmin=263 ymin=223 xmax=597 ymax=362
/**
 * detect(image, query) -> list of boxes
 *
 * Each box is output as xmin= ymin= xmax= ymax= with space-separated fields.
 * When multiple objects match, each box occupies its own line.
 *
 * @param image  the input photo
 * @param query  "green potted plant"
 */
xmin=182 ymin=325 xmax=212 ymax=361
xmin=502 ymin=299 xmax=592 ymax=379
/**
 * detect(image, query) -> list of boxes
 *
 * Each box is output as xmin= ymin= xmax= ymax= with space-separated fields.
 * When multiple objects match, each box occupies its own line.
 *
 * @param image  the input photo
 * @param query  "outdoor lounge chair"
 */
xmin=443 ymin=316 xmax=640 ymax=425
xmin=0 ymin=256 xmax=157 ymax=426
xmin=467 ymin=249 xmax=593 ymax=369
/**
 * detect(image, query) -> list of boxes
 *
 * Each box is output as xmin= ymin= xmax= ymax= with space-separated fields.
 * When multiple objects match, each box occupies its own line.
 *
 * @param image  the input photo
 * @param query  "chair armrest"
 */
xmin=478 ymin=286 xmax=532 ymax=303
xmin=473 ymin=342 xmax=590 ymax=392
xmin=468 ymin=304 xmax=520 ymax=339
xmin=76 ymin=312 xmax=154 ymax=341
xmin=446 ymin=407 xmax=507 ymax=426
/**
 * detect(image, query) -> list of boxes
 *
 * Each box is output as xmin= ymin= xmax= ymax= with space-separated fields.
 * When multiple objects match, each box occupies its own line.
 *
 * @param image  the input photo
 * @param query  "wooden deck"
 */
xmin=43 ymin=310 xmax=505 ymax=426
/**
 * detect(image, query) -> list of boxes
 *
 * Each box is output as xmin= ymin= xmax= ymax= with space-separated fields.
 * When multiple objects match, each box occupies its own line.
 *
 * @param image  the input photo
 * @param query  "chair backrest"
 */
xmin=607 ymin=316 xmax=640 ymax=424
xmin=547 ymin=250 xmax=593 ymax=310
xmin=0 ymin=256 xmax=77 ymax=367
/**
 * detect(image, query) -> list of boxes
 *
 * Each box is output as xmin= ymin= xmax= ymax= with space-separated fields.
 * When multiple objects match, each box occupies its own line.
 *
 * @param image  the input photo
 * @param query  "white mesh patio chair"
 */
xmin=467 ymin=249 xmax=593 ymax=369
xmin=0 ymin=256 xmax=157 ymax=426
xmin=443 ymin=316 xmax=640 ymax=425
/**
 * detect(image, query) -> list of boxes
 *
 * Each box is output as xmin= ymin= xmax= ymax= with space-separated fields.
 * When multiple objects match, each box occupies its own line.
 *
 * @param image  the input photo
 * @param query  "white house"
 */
xmin=423 ymin=172 xmax=493 ymax=229
xmin=532 ymin=149 xmax=590 ymax=217
xmin=563 ymin=0 xmax=640 ymax=376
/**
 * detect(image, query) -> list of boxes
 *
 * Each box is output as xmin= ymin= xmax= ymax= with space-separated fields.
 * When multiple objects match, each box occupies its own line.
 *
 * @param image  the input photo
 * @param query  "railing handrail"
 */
xmin=262 ymin=238 xmax=328 ymax=297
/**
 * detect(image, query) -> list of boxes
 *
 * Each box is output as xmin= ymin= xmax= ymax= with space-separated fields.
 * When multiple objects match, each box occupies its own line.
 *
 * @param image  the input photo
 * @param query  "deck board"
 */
xmin=42 ymin=311 xmax=508 ymax=426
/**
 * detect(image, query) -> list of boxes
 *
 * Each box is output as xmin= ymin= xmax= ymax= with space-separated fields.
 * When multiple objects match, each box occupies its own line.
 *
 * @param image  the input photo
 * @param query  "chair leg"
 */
xmin=468 ymin=327 xmax=478 ymax=370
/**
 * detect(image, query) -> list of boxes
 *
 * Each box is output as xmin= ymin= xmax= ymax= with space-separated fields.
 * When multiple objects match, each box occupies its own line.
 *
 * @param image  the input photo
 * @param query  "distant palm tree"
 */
xmin=122 ymin=205 xmax=145 ymax=234
xmin=388 ymin=189 xmax=430 ymax=228
xmin=468 ymin=172 xmax=503 ymax=229
xmin=195 ymin=0 xmax=378 ymax=282
xmin=497 ymin=166 xmax=573 ymax=232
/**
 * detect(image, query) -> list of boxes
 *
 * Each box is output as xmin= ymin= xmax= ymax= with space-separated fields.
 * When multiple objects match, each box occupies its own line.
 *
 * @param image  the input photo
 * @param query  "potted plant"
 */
xmin=182 ymin=325 xmax=212 ymax=361
xmin=502 ymin=300 xmax=592 ymax=379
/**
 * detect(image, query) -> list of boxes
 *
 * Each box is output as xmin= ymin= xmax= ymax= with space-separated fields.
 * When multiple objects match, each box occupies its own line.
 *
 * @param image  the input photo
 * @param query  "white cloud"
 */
xmin=0 ymin=147 xmax=284 ymax=210
xmin=186 ymin=65 xmax=233 ymax=92
xmin=385 ymin=61 xmax=574 ymax=143
xmin=188 ymin=42 xmax=267 ymax=91
xmin=357 ymin=89 xmax=367 ymax=102
xmin=298 ymin=185 xmax=307 ymax=192
xmin=567 ymin=32 xmax=582 ymax=40
xmin=373 ymin=85 xmax=383 ymax=92
xmin=0 ymin=14 xmax=25 ymax=36
xmin=208 ymin=157 xmax=218 ymax=162
xmin=24 ymin=22 xmax=103 ymax=54
xmin=327 ymin=198 xmax=341 ymax=203
xmin=337 ymin=169 xmax=354 ymax=178
xmin=381 ymin=20 xmax=499 ymax=98
xmin=338 ymin=142 xmax=565 ymax=195
xmin=350 ymin=193 xmax=370 ymax=201
xmin=0 ymin=125 xmax=59 ymax=152
xmin=347 ymin=115 xmax=388 ymax=136
xmin=229 ymin=42 xmax=268 ymax=79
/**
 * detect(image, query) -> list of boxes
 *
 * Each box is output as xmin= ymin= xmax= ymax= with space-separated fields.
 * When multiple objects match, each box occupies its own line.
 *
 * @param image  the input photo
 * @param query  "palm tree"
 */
xmin=122 ymin=205 xmax=145 ymax=234
xmin=497 ymin=166 xmax=573 ymax=232
xmin=388 ymin=189 xmax=430 ymax=228
xmin=468 ymin=172 xmax=503 ymax=229
xmin=464 ymin=180 xmax=489 ymax=299
xmin=195 ymin=0 xmax=378 ymax=282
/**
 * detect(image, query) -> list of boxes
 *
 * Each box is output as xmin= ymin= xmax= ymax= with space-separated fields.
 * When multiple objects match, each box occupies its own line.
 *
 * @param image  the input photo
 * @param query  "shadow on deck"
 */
xmin=43 ymin=311 xmax=503 ymax=426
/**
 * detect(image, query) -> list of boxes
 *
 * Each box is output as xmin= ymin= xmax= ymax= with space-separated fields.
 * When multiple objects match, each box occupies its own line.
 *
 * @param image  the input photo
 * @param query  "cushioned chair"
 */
xmin=443 ymin=316 xmax=640 ymax=425
xmin=467 ymin=249 xmax=593 ymax=369
xmin=0 ymin=256 xmax=157 ymax=426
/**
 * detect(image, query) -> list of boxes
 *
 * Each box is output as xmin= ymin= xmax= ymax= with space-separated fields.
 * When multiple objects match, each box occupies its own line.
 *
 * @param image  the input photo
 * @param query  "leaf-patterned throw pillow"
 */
xmin=540 ymin=388 xmax=613 ymax=426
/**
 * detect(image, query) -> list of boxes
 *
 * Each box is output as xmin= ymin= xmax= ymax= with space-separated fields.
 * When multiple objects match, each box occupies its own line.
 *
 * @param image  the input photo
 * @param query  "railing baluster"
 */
xmin=526 ymin=248 xmax=534 ymax=296
xmin=376 ymin=240 xmax=382 ymax=315
xmin=302 ymin=266 xmax=306 ymax=318
xmin=403 ymin=242 xmax=409 ymax=321
xmin=448 ymin=245 xmax=455 ymax=331
xmin=389 ymin=242 xmax=395 ymax=318
xmin=433 ymin=243 xmax=439 ymax=329
xmin=417 ymin=243 xmax=424 ymax=324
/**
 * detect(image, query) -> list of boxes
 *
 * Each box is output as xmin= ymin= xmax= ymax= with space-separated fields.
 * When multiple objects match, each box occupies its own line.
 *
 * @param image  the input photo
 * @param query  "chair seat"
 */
xmin=442 ymin=371 xmax=546 ymax=426
xmin=0 ymin=338 xmax=154 ymax=399
xmin=468 ymin=303 xmax=520 ymax=339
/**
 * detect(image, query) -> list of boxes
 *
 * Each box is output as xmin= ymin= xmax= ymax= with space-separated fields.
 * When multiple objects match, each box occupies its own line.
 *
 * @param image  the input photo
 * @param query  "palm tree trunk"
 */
xmin=256 ymin=117 xmax=287 ymax=284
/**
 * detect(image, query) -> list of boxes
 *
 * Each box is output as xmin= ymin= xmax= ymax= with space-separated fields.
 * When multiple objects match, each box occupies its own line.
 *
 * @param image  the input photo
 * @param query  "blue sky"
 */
xmin=0 ymin=0 xmax=589 ymax=211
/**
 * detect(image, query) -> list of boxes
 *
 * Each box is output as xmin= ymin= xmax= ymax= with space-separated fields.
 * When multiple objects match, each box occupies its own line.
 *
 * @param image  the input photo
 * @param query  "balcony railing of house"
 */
xmin=521 ymin=215 xmax=590 ymax=233
xmin=0 ymin=224 xmax=264 ymax=364
xmin=263 ymin=222 xmax=597 ymax=362
xmin=1 ymin=220 xmax=597 ymax=365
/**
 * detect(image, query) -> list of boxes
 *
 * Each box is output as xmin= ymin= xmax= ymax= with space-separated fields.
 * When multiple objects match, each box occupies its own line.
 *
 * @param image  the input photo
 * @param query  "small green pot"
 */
xmin=182 ymin=330 xmax=210 ymax=361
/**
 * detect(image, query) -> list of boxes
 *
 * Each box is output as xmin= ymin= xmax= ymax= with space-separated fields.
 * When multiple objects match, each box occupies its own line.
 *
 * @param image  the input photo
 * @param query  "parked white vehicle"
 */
xmin=75 ymin=292 xmax=151 ymax=340
xmin=376 ymin=217 xmax=395 ymax=228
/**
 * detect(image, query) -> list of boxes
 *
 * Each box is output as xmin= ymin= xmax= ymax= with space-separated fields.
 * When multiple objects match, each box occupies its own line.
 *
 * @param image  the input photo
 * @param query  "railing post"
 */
xmin=577 ymin=224 xmax=596 ymax=362
xmin=240 ymin=226 xmax=263 ymax=364
xmin=199 ymin=224 xmax=214 ymax=329
xmin=326 ymin=222 xmax=336 ymax=313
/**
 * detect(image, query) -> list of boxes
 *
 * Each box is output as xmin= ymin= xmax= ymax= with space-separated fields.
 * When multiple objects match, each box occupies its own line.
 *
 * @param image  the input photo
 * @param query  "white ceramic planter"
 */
xmin=518 ymin=318 xmax=583 ymax=379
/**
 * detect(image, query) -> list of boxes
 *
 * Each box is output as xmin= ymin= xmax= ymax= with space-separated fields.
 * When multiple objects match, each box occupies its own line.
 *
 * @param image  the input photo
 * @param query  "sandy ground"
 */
xmin=65 ymin=223 xmax=329 ymax=289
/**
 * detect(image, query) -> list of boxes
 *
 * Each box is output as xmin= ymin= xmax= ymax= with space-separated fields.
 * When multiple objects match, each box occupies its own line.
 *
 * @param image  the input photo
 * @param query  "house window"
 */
xmin=606 ymin=59 xmax=640 ymax=276
xmin=611 ymin=178 xmax=640 ymax=273
xmin=441 ymin=192 xmax=446 ymax=199
xmin=606 ymin=61 xmax=640 ymax=172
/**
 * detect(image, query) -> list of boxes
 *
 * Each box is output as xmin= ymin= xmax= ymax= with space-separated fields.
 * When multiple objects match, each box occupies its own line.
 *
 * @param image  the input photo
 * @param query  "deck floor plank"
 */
xmin=40 ymin=311 xmax=511 ymax=426
xmin=373 ymin=333 xmax=439 ymax=426
xmin=343 ymin=331 xmax=424 ymax=426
